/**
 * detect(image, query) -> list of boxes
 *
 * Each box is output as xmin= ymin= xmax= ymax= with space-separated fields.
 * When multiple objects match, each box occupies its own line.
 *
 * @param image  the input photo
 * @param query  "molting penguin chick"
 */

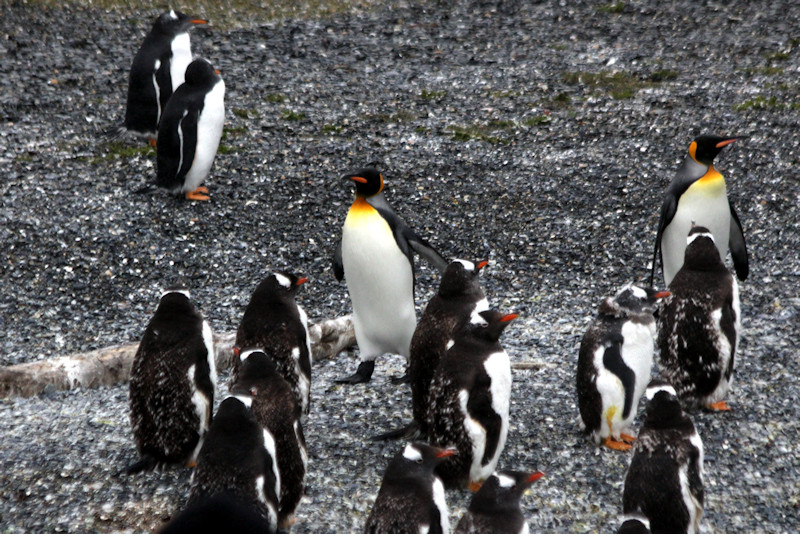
xmin=364 ymin=442 xmax=455 ymax=534
xmin=426 ymin=310 xmax=515 ymax=490
xmin=576 ymin=284 xmax=669 ymax=451
xmin=155 ymin=58 xmax=225 ymax=201
xmin=651 ymin=134 xmax=748 ymax=286
xmin=124 ymin=10 xmax=207 ymax=141
xmin=622 ymin=381 xmax=704 ymax=534
xmin=231 ymin=350 xmax=307 ymax=531
xmin=234 ymin=271 xmax=312 ymax=415
xmin=333 ymin=166 xmax=448 ymax=384
xmin=658 ymin=226 xmax=740 ymax=411
xmin=454 ymin=470 xmax=545 ymax=534
xmin=128 ymin=287 xmax=216 ymax=473
xmin=188 ymin=395 xmax=280 ymax=534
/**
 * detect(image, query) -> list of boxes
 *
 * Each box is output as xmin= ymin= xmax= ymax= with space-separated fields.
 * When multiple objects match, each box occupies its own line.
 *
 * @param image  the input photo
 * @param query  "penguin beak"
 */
xmin=715 ymin=138 xmax=739 ymax=148
xmin=349 ymin=176 xmax=368 ymax=184
xmin=214 ymin=69 xmax=221 ymax=75
xmin=500 ymin=313 xmax=518 ymax=323
xmin=191 ymin=19 xmax=208 ymax=25
xmin=296 ymin=277 xmax=308 ymax=286
xmin=436 ymin=448 xmax=457 ymax=459
xmin=477 ymin=260 xmax=489 ymax=270
xmin=654 ymin=291 xmax=670 ymax=299
xmin=232 ymin=346 xmax=241 ymax=357
xmin=527 ymin=471 xmax=545 ymax=483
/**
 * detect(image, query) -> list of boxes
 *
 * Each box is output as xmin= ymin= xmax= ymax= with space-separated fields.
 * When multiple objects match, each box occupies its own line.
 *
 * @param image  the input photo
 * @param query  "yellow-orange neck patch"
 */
xmin=688 ymin=141 xmax=698 ymax=163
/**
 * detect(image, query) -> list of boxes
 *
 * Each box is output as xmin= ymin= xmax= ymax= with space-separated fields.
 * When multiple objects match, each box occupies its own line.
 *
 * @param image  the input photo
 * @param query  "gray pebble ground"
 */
xmin=1 ymin=0 xmax=799 ymax=532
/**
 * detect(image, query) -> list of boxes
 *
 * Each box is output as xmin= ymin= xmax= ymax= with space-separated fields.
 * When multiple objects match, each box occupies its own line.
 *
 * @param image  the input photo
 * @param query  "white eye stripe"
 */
xmin=161 ymin=288 xmax=190 ymax=299
xmin=687 ymin=232 xmax=714 ymax=245
xmin=402 ymin=444 xmax=423 ymax=462
xmin=274 ymin=273 xmax=291 ymax=288
xmin=496 ymin=474 xmax=515 ymax=488
xmin=453 ymin=259 xmax=476 ymax=271
xmin=231 ymin=394 xmax=253 ymax=408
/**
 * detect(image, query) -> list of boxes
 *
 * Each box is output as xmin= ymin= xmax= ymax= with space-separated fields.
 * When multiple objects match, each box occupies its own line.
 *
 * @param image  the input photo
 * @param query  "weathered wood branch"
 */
xmin=0 ymin=315 xmax=355 ymax=399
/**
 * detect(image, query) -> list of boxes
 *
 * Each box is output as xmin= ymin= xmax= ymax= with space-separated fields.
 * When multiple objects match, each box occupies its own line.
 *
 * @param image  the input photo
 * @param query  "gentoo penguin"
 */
xmin=158 ymin=493 xmax=273 ymax=534
xmin=364 ymin=442 xmax=455 ymax=534
xmin=124 ymin=10 xmax=207 ymax=142
xmin=233 ymin=272 xmax=312 ymax=415
xmin=576 ymin=284 xmax=669 ymax=450
xmin=426 ymin=310 xmax=515 ymax=490
xmin=623 ymin=381 xmax=704 ymax=534
xmin=188 ymin=395 xmax=280 ymax=534
xmin=454 ymin=470 xmax=545 ymax=534
xmin=658 ymin=226 xmax=740 ymax=411
xmin=155 ymin=57 xmax=225 ymax=201
xmin=231 ymin=349 xmax=307 ymax=531
xmin=127 ymin=287 xmax=216 ymax=473
xmin=333 ymin=166 xmax=448 ymax=384
xmin=616 ymin=514 xmax=651 ymax=534
xmin=650 ymin=134 xmax=748 ymax=286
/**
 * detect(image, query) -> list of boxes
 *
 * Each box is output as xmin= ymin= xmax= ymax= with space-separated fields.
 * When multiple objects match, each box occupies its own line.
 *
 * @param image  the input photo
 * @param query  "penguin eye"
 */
xmin=415 ymin=457 xmax=423 ymax=464
xmin=250 ymin=387 xmax=258 ymax=396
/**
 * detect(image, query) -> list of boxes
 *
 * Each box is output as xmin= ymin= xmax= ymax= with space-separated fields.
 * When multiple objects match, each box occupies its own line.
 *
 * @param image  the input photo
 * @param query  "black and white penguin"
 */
xmin=658 ymin=226 xmax=740 ymax=411
xmin=155 ymin=57 xmax=225 ymax=201
xmin=333 ymin=166 xmax=448 ymax=384
xmin=231 ymin=349 xmax=307 ymax=531
xmin=188 ymin=394 xmax=280 ymax=534
xmin=127 ymin=287 xmax=216 ymax=473
xmin=650 ymin=134 xmax=748 ymax=286
xmin=454 ymin=470 xmax=544 ymax=534
xmin=124 ymin=10 xmax=207 ymax=141
xmin=426 ymin=309 xmax=515 ymax=490
xmin=576 ymin=284 xmax=669 ymax=451
xmin=158 ymin=493 xmax=273 ymax=534
xmin=233 ymin=272 xmax=312 ymax=415
xmin=616 ymin=514 xmax=651 ymax=534
xmin=622 ymin=381 xmax=704 ymax=534
xmin=364 ymin=442 xmax=455 ymax=534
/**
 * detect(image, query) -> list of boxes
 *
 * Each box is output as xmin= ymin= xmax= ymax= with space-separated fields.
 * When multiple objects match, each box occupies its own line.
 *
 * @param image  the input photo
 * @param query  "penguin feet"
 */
xmin=602 ymin=437 xmax=633 ymax=451
xmin=468 ymin=481 xmax=483 ymax=492
xmin=185 ymin=187 xmax=210 ymax=201
xmin=707 ymin=400 xmax=731 ymax=411
xmin=278 ymin=514 xmax=296 ymax=532
xmin=335 ymin=360 xmax=375 ymax=384
xmin=620 ymin=433 xmax=637 ymax=444
xmin=389 ymin=371 xmax=410 ymax=384
xmin=148 ymin=137 xmax=157 ymax=148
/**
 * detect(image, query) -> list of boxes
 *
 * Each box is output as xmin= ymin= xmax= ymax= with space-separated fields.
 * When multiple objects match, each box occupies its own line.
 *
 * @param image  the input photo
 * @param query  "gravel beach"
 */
xmin=1 ymin=0 xmax=799 ymax=532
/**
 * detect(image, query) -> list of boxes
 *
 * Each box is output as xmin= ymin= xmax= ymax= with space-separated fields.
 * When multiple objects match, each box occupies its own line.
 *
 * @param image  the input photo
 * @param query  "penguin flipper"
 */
xmin=333 ymin=240 xmax=344 ymax=281
xmin=466 ymin=384 xmax=502 ymax=465
xmin=602 ymin=338 xmax=636 ymax=420
xmin=650 ymin=194 xmax=677 ymax=286
xmin=407 ymin=234 xmax=449 ymax=274
xmin=728 ymin=200 xmax=749 ymax=280
xmin=370 ymin=420 xmax=421 ymax=441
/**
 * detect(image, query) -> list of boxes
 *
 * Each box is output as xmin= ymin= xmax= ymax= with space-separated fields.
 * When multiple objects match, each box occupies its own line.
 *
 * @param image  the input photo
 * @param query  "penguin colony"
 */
xmin=117 ymin=9 xmax=753 ymax=534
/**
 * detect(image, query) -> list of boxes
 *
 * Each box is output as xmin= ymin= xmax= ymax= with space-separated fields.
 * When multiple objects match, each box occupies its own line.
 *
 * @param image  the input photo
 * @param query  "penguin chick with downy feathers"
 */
xmin=454 ymin=470 xmax=544 ymax=534
xmin=623 ymin=381 xmax=704 ymax=534
xmin=127 ymin=287 xmax=216 ymax=474
xmin=650 ymin=134 xmax=748 ymax=286
xmin=577 ymin=284 xmax=669 ymax=451
xmin=231 ymin=349 xmax=307 ymax=532
xmin=333 ymin=166 xmax=449 ymax=384
xmin=234 ymin=272 xmax=312 ymax=415
xmin=364 ymin=442 xmax=455 ymax=534
xmin=426 ymin=310 xmax=515 ymax=490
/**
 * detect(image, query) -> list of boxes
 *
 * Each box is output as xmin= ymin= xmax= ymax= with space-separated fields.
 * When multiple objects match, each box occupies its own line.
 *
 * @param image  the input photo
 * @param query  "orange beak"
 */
xmin=436 ymin=448 xmax=457 ymax=459
xmin=477 ymin=260 xmax=489 ymax=270
xmin=715 ymin=138 xmax=738 ymax=148
xmin=350 ymin=176 xmax=368 ymax=184
xmin=501 ymin=313 xmax=518 ymax=323
xmin=527 ymin=471 xmax=545 ymax=483
xmin=654 ymin=291 xmax=671 ymax=299
xmin=191 ymin=19 xmax=208 ymax=25
xmin=296 ymin=277 xmax=308 ymax=286
xmin=232 ymin=346 xmax=241 ymax=357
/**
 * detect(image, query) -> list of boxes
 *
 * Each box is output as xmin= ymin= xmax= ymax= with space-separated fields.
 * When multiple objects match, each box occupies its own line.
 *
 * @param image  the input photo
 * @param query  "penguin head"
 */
xmin=611 ymin=284 xmax=670 ymax=316
xmin=468 ymin=470 xmax=544 ymax=514
xmin=384 ymin=442 xmax=456 ymax=481
xmin=231 ymin=349 xmax=281 ymax=396
xmin=438 ymin=259 xmax=488 ymax=297
xmin=688 ymin=135 xmax=742 ymax=166
xmin=184 ymin=58 xmax=222 ymax=87
xmin=152 ymin=10 xmax=207 ymax=36
xmin=345 ymin=167 xmax=384 ymax=197
xmin=643 ymin=380 xmax=694 ymax=431
xmin=616 ymin=514 xmax=651 ymax=534
xmin=682 ymin=226 xmax=726 ymax=272
xmin=256 ymin=271 xmax=308 ymax=300
xmin=156 ymin=286 xmax=195 ymax=315
xmin=467 ymin=309 xmax=517 ymax=342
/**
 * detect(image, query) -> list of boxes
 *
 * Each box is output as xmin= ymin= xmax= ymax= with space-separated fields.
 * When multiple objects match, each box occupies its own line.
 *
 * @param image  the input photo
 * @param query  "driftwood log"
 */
xmin=0 ymin=315 xmax=355 ymax=399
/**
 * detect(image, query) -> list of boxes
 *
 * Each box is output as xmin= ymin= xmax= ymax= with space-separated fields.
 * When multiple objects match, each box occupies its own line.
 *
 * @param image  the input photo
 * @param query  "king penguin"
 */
xmin=155 ymin=57 xmax=225 ymax=201
xmin=231 ymin=349 xmax=307 ymax=531
xmin=364 ymin=442 xmax=455 ymax=534
xmin=233 ymin=271 xmax=312 ymax=416
xmin=622 ymin=381 xmax=704 ymax=534
xmin=124 ymin=10 xmax=207 ymax=142
xmin=333 ymin=166 xmax=448 ymax=384
xmin=658 ymin=226 xmax=740 ymax=411
xmin=650 ymin=134 xmax=748 ymax=287
xmin=454 ymin=470 xmax=545 ymax=534
xmin=127 ymin=287 xmax=216 ymax=473
xmin=576 ymin=284 xmax=669 ymax=451
xmin=426 ymin=309 xmax=515 ymax=491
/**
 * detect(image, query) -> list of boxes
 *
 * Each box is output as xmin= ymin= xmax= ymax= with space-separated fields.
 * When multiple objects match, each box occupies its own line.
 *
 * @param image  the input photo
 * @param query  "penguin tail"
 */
xmin=102 ymin=123 xmax=128 ymax=141
xmin=370 ymin=421 xmax=420 ymax=441
xmin=134 ymin=183 xmax=157 ymax=195
xmin=123 ymin=455 xmax=158 ymax=475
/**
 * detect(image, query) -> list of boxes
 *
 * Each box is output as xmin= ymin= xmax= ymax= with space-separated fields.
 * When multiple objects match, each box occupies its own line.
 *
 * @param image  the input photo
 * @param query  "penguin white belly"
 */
xmin=593 ymin=346 xmax=626 ymax=440
xmin=483 ymin=351 xmax=511 ymax=474
xmin=342 ymin=204 xmax=416 ymax=359
xmin=183 ymin=80 xmax=225 ymax=192
xmin=619 ymin=321 xmax=655 ymax=426
xmin=169 ymin=32 xmax=192 ymax=92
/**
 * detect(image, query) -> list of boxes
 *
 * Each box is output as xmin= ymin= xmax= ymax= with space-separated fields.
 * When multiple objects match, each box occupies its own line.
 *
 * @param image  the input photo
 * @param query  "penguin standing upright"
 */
xmin=576 ymin=284 xmax=669 ymax=450
xmin=364 ymin=442 xmax=455 ymax=534
xmin=623 ymin=381 xmax=704 ymax=534
xmin=155 ymin=57 xmax=225 ymax=201
xmin=454 ymin=470 xmax=545 ymax=534
xmin=426 ymin=310 xmax=515 ymax=490
xmin=650 ymin=134 xmax=748 ymax=286
xmin=124 ymin=10 xmax=207 ymax=141
xmin=128 ymin=287 xmax=216 ymax=473
xmin=333 ymin=166 xmax=448 ymax=384
xmin=234 ymin=272 xmax=312 ymax=415
xmin=658 ymin=226 xmax=740 ymax=411
xmin=231 ymin=349 xmax=307 ymax=531
xmin=158 ymin=493 xmax=273 ymax=534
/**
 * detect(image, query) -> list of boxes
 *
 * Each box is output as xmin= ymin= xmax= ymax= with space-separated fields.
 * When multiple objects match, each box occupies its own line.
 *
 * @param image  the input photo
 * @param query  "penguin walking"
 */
xmin=128 ymin=287 xmax=216 ymax=473
xmin=231 ymin=349 xmax=307 ymax=531
xmin=333 ymin=166 xmax=448 ymax=384
xmin=623 ymin=381 xmax=704 ymax=534
xmin=426 ymin=310 xmax=515 ymax=490
xmin=234 ymin=272 xmax=312 ymax=415
xmin=155 ymin=57 xmax=225 ymax=201
xmin=454 ymin=470 xmax=545 ymax=534
xmin=658 ymin=226 xmax=740 ymax=411
xmin=650 ymin=134 xmax=748 ymax=286
xmin=576 ymin=284 xmax=669 ymax=451
xmin=364 ymin=442 xmax=455 ymax=534
xmin=124 ymin=10 xmax=207 ymax=142
xmin=188 ymin=395 xmax=280 ymax=534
